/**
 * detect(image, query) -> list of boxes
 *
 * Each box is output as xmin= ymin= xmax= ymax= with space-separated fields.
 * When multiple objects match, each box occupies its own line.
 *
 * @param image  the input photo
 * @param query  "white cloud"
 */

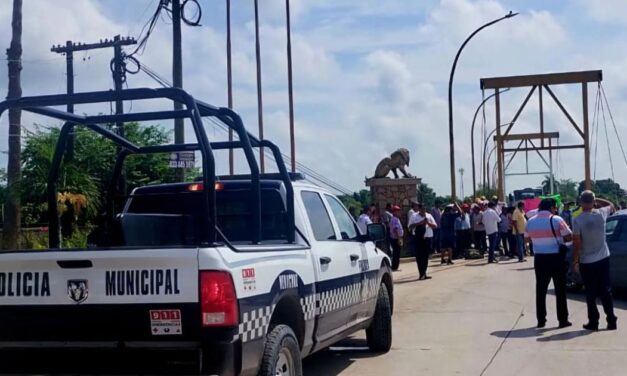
xmin=365 ymin=50 xmax=413 ymax=106
xmin=579 ymin=0 xmax=627 ymax=23
xmin=0 ymin=0 xmax=626 ymax=198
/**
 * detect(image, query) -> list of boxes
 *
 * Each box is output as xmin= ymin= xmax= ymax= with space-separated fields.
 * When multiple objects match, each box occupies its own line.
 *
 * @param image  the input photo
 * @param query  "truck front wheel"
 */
xmin=366 ymin=283 xmax=392 ymax=352
xmin=258 ymin=324 xmax=302 ymax=376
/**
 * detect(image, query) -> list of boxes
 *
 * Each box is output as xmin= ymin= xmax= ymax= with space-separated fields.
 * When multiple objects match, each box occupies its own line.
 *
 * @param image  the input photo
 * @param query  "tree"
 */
xmin=418 ymin=183 xmax=436 ymax=208
xmin=0 ymin=169 xmax=7 ymax=208
xmin=356 ymin=189 xmax=372 ymax=207
xmin=3 ymin=0 xmax=23 ymax=249
xmin=339 ymin=189 xmax=372 ymax=218
xmin=20 ymin=123 xmax=191 ymax=234
xmin=578 ymin=178 xmax=625 ymax=204
xmin=557 ymin=179 xmax=577 ymax=201
xmin=474 ymin=184 xmax=496 ymax=202
xmin=338 ymin=194 xmax=361 ymax=218
xmin=541 ymin=175 xmax=556 ymax=195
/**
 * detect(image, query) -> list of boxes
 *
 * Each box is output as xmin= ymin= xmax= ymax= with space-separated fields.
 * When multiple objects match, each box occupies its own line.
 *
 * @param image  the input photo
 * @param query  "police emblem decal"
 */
xmin=67 ymin=279 xmax=89 ymax=304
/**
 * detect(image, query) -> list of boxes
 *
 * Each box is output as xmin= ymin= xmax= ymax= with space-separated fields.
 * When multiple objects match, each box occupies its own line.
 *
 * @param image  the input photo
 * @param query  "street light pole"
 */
xmin=447 ymin=11 xmax=518 ymax=201
xmin=482 ymin=123 xmax=512 ymax=188
xmin=459 ymin=168 xmax=465 ymax=199
xmin=486 ymin=144 xmax=497 ymax=189
xmin=470 ymin=89 xmax=509 ymax=198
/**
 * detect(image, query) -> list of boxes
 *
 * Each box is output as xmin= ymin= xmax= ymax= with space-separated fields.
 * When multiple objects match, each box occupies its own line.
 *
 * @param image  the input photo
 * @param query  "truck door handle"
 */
xmin=319 ymin=256 xmax=332 ymax=265
xmin=350 ymin=254 xmax=360 ymax=262
xmin=57 ymin=260 xmax=93 ymax=269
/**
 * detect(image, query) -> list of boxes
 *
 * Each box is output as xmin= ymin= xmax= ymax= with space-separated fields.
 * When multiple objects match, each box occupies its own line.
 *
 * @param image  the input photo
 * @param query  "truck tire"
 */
xmin=258 ymin=324 xmax=302 ymax=376
xmin=366 ymin=283 xmax=392 ymax=353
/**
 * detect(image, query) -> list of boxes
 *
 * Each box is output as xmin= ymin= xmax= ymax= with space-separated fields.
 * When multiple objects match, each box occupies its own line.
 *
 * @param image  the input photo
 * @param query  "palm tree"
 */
xmin=541 ymin=175 xmax=559 ymax=195
xmin=557 ymin=179 xmax=577 ymax=201
xmin=3 ymin=0 xmax=23 ymax=249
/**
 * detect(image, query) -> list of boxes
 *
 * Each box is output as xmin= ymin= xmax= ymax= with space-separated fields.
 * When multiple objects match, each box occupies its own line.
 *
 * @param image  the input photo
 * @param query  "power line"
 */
xmin=592 ymin=83 xmax=601 ymax=180
xmin=204 ymin=117 xmax=352 ymax=195
xmin=140 ymin=62 xmax=172 ymax=87
xmin=206 ymin=118 xmax=353 ymax=195
xmin=600 ymin=84 xmax=627 ymax=170
xmin=599 ymin=89 xmax=615 ymax=181
xmin=127 ymin=0 xmax=167 ymax=58
xmin=134 ymin=59 xmax=353 ymax=195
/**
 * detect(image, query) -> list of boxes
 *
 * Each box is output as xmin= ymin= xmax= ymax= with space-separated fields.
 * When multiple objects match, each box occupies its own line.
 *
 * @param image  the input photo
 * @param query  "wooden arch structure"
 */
xmin=479 ymin=70 xmax=602 ymax=200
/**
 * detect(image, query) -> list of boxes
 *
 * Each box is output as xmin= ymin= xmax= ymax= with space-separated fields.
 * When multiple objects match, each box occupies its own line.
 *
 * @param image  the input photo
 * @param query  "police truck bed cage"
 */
xmin=0 ymin=87 xmax=296 ymax=247
xmin=211 ymin=172 xmax=305 ymax=182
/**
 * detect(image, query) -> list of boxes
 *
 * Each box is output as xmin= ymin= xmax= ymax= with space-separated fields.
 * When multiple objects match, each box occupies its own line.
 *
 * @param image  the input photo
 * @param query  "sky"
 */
xmin=0 ymin=0 xmax=626 ymax=197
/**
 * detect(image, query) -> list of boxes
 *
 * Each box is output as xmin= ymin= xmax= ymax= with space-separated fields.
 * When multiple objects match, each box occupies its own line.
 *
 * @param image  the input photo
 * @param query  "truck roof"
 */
xmin=133 ymin=180 xmax=285 ymax=195
xmin=133 ymin=172 xmax=328 ymax=196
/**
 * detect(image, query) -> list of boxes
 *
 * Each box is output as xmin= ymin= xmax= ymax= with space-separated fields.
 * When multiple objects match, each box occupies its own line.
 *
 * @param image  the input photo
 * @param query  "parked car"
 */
xmin=607 ymin=214 xmax=627 ymax=289
xmin=567 ymin=214 xmax=627 ymax=291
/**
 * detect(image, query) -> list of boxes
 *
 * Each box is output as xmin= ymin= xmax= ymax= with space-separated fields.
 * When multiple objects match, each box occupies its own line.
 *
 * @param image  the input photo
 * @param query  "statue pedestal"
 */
xmin=366 ymin=177 xmax=421 ymax=215
xmin=365 ymin=177 xmax=421 ymax=256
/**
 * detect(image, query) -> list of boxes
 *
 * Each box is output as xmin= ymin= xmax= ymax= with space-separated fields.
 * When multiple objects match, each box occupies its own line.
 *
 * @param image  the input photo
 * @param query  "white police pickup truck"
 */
xmin=0 ymin=88 xmax=393 ymax=375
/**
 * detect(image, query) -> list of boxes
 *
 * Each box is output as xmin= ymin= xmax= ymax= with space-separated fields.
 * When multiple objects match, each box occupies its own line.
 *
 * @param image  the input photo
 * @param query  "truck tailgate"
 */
xmin=0 ymin=248 xmax=200 ymax=342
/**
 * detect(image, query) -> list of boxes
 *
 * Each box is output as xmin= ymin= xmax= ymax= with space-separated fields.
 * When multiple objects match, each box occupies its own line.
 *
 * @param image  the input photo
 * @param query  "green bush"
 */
xmin=20 ymin=230 xmax=48 ymax=250
xmin=1 ymin=227 xmax=92 ymax=250
xmin=62 ymin=227 xmax=91 ymax=249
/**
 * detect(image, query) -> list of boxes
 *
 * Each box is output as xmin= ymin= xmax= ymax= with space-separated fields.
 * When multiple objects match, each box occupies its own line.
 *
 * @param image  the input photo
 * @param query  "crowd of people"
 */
xmin=358 ymin=196 xmax=535 ymax=277
xmin=357 ymin=191 xmax=623 ymax=331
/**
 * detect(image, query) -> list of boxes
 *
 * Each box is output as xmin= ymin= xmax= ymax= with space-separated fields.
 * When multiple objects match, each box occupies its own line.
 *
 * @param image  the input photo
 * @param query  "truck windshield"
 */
xmin=121 ymin=189 xmax=287 ymax=246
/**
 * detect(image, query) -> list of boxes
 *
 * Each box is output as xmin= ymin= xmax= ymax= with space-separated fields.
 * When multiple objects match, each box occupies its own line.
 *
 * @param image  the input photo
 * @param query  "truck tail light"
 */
xmin=188 ymin=182 xmax=224 ymax=192
xmin=200 ymin=271 xmax=239 ymax=327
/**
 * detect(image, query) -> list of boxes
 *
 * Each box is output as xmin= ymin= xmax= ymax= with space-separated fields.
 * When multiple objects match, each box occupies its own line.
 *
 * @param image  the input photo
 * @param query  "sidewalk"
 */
xmin=305 ymin=250 xmax=627 ymax=376
xmin=395 ymin=253 xmax=475 ymax=281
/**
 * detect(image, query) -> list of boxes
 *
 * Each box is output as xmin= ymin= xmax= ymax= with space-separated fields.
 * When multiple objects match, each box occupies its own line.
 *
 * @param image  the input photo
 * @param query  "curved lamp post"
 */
xmin=471 ymin=88 xmax=510 ymax=197
xmin=482 ymin=123 xmax=512 ymax=188
xmin=486 ymin=144 xmax=497 ymax=189
xmin=448 ymin=11 xmax=518 ymax=201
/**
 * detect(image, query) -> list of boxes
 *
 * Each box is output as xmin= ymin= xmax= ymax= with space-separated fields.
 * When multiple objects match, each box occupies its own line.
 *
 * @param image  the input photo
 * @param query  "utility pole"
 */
xmin=172 ymin=0 xmax=185 ymax=181
xmin=3 ymin=0 xmax=23 ymax=249
xmin=254 ymin=0 xmax=265 ymax=173
xmin=51 ymin=36 xmax=137 ymax=135
xmin=286 ymin=0 xmax=296 ymax=173
xmin=51 ymin=36 xmax=137 ymax=203
xmin=54 ymin=41 xmax=76 ymax=160
xmin=458 ymin=168 xmax=465 ymax=200
xmin=112 ymin=36 xmax=125 ymax=137
xmin=227 ymin=0 xmax=234 ymax=175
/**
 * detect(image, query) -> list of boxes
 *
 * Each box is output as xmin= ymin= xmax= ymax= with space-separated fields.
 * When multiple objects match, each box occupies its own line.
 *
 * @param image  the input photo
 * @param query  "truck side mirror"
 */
xmin=367 ymin=223 xmax=386 ymax=242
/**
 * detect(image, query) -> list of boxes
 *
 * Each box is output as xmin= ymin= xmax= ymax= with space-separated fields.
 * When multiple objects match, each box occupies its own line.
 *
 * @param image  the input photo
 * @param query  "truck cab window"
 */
xmin=124 ymin=188 xmax=287 ymax=246
xmin=301 ymin=191 xmax=336 ymax=241
xmin=325 ymin=195 xmax=359 ymax=240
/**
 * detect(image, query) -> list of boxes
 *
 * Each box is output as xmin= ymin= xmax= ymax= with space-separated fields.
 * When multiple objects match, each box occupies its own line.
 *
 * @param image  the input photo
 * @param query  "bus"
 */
xmin=511 ymin=187 xmax=543 ymax=202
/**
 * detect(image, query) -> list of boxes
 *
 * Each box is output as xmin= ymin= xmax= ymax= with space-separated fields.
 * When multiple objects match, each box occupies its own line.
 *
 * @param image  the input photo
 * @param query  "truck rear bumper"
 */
xmin=0 ymin=340 xmax=240 ymax=375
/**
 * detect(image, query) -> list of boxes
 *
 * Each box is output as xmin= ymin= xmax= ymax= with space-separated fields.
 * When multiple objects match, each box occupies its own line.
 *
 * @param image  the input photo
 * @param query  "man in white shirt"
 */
xmin=491 ymin=196 xmax=504 ymax=215
xmin=482 ymin=202 xmax=501 ymax=263
xmin=407 ymin=202 xmax=419 ymax=230
xmin=357 ymin=207 xmax=372 ymax=235
xmin=409 ymin=203 xmax=438 ymax=280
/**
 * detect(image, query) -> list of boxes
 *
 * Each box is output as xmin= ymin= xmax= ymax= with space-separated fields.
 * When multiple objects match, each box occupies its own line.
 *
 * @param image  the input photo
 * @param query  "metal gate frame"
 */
xmin=480 ymin=70 xmax=602 ymax=199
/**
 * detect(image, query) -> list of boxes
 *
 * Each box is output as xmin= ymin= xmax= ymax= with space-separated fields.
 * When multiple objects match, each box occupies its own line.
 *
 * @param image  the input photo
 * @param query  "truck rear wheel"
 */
xmin=258 ymin=324 xmax=302 ymax=376
xmin=366 ymin=283 xmax=392 ymax=353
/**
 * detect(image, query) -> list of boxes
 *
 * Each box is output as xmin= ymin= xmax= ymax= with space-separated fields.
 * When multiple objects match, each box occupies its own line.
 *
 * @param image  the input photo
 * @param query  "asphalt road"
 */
xmin=303 ymin=256 xmax=627 ymax=376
